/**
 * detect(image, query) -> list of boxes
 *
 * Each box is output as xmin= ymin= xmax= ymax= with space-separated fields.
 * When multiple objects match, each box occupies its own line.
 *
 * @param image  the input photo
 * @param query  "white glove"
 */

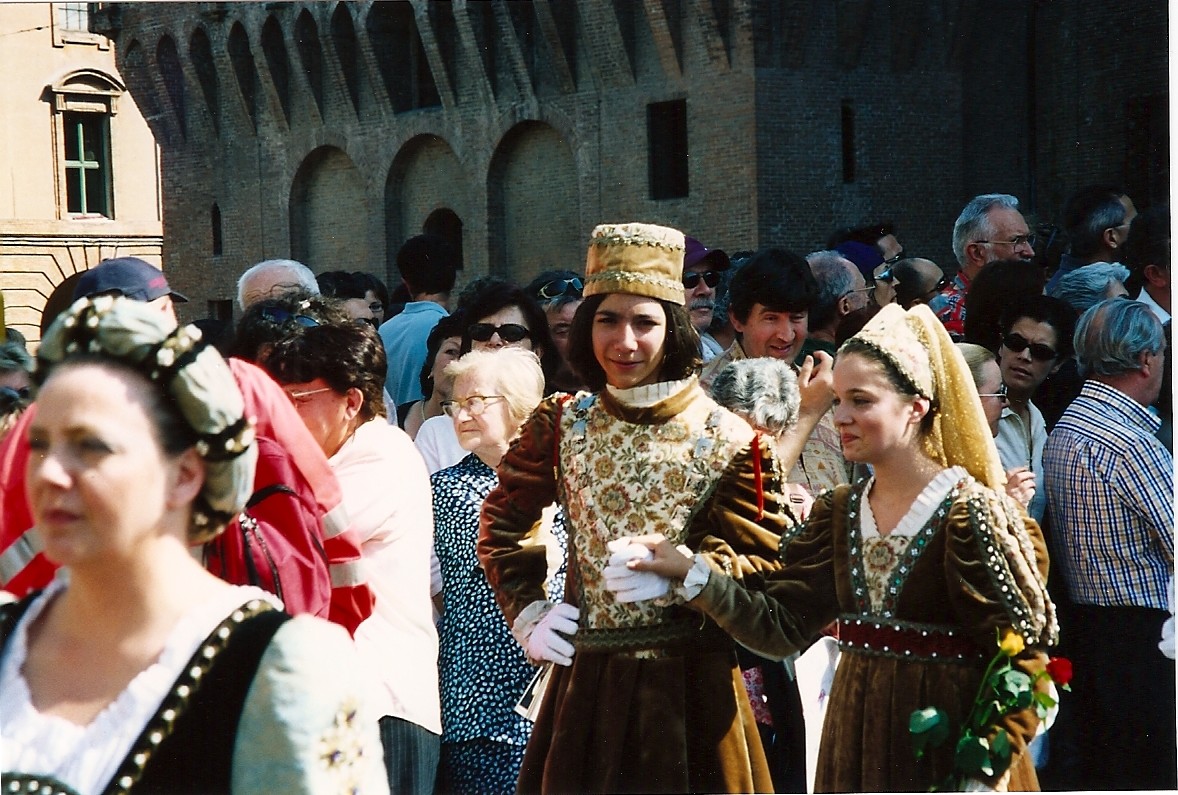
xmin=526 ymin=602 xmax=580 ymax=666
xmin=603 ymin=538 xmax=671 ymax=603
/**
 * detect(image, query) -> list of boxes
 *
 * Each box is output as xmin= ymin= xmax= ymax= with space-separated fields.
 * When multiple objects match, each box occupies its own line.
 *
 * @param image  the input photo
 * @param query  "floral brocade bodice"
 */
xmin=556 ymin=388 xmax=754 ymax=633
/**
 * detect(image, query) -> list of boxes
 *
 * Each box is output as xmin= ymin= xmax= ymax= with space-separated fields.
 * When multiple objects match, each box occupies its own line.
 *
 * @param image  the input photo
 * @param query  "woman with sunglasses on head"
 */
xmin=478 ymin=224 xmax=832 ymax=793
xmin=1 ymin=297 xmax=388 ymax=794
xmin=260 ymin=320 xmax=442 ymax=794
xmin=525 ymin=270 xmax=587 ymax=393
xmin=431 ymin=348 xmax=567 ymax=795
xmin=617 ymin=303 xmax=1058 ymax=792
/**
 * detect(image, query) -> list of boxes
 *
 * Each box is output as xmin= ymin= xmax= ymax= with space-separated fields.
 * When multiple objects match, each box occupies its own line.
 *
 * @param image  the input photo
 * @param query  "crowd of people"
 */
xmin=0 ymin=183 xmax=1171 ymax=794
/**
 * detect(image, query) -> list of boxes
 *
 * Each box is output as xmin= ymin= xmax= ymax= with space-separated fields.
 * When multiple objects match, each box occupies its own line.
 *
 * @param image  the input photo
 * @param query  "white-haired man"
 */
xmin=931 ymin=194 xmax=1036 ymax=338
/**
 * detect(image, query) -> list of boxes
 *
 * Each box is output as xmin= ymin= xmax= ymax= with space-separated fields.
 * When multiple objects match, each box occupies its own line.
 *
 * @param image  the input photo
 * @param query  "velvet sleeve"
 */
xmin=944 ymin=484 xmax=1053 ymax=762
xmin=686 ymin=435 xmax=797 ymax=580
xmin=477 ymin=397 xmax=563 ymax=625
xmin=689 ymin=488 xmax=844 ymax=660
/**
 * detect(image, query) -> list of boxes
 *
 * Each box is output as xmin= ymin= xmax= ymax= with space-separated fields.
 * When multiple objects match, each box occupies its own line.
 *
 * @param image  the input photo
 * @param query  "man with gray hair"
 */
xmin=798 ymin=250 xmax=870 ymax=361
xmin=1042 ymin=297 xmax=1173 ymax=790
xmin=931 ymin=194 xmax=1036 ymax=337
xmin=237 ymin=258 xmax=319 ymax=312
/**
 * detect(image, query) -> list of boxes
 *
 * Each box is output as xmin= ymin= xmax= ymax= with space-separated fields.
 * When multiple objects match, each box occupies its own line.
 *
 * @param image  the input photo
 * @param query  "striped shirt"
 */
xmin=1043 ymin=380 xmax=1174 ymax=609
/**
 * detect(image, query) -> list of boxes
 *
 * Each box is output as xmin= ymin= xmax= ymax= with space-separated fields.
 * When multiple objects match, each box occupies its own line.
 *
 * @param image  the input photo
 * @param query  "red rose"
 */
xmin=1046 ymin=656 xmax=1073 ymax=686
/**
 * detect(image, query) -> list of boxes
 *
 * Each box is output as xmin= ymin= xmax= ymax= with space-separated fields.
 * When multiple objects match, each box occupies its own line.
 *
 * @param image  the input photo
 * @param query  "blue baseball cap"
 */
xmin=74 ymin=257 xmax=188 ymax=303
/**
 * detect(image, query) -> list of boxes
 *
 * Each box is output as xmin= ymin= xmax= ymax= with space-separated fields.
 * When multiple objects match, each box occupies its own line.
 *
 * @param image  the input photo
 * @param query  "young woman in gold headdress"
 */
xmin=477 ymin=224 xmax=832 ymax=794
xmin=620 ymin=303 xmax=1058 ymax=792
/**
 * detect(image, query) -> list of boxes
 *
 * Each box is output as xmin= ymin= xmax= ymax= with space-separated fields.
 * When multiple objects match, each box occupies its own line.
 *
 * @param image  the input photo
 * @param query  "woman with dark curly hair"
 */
xmin=477 ymin=223 xmax=830 ymax=793
xmin=261 ymin=320 xmax=441 ymax=794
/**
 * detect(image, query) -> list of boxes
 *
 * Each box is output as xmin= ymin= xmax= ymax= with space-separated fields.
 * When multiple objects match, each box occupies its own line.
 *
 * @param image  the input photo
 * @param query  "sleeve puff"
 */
xmin=477 ymin=396 xmax=564 ymax=625
xmin=689 ymin=487 xmax=845 ymax=661
xmin=943 ymin=483 xmax=1056 ymax=763
xmin=232 ymin=616 xmax=390 ymax=795
xmin=686 ymin=434 xmax=798 ymax=580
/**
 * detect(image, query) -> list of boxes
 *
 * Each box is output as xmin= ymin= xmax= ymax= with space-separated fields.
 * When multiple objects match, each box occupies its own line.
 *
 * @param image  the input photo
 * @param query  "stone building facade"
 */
xmin=0 ymin=3 xmax=163 ymax=342
xmin=77 ymin=1 xmax=1177 ymax=323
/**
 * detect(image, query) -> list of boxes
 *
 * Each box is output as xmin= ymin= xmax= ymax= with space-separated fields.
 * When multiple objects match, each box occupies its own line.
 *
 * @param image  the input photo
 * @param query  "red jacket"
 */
xmin=0 ymin=358 xmax=374 ymax=635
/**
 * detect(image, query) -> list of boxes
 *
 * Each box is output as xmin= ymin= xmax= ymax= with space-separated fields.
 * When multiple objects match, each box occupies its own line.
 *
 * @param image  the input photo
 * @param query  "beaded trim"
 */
xmin=573 ymin=619 xmax=729 ymax=655
xmin=965 ymin=491 xmax=1049 ymax=644
xmin=836 ymin=616 xmax=986 ymax=664
xmin=584 ymin=269 xmax=683 ymax=293
xmin=591 ymin=225 xmax=685 ymax=251
xmin=1 ymin=774 xmax=81 ymax=795
xmin=845 ymin=478 xmax=962 ymax=616
xmin=102 ymin=599 xmax=276 ymax=795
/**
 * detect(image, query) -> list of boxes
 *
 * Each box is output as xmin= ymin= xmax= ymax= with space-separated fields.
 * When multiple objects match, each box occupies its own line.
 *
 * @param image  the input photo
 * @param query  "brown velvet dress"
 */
xmin=692 ymin=475 xmax=1054 ymax=792
xmin=478 ymin=382 xmax=795 ymax=794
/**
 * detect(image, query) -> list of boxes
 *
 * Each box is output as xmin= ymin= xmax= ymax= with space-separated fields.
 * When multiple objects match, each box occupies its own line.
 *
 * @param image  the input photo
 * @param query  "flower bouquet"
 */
xmin=909 ymin=629 xmax=1073 ymax=791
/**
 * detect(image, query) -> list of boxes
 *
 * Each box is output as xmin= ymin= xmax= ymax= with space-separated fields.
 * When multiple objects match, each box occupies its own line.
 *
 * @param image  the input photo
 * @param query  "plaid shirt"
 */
xmin=929 ymin=271 xmax=969 ymax=338
xmin=1043 ymin=380 xmax=1174 ymax=609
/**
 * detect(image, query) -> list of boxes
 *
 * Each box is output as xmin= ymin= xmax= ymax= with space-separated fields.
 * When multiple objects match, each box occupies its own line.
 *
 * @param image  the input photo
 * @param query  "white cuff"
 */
xmin=675 ymin=554 xmax=712 ymax=602
xmin=511 ymin=600 xmax=553 ymax=649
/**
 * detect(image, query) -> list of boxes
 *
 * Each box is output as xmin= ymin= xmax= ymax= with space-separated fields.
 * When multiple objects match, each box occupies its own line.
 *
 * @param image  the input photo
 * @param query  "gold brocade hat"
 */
xmin=583 ymin=223 xmax=686 ymax=305
xmin=844 ymin=303 xmax=1006 ymax=491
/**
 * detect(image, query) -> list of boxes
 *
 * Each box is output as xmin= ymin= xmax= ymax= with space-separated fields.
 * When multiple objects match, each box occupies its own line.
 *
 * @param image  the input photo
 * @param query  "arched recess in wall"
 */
xmin=290 ymin=146 xmax=368 ymax=271
xmin=189 ymin=27 xmax=219 ymax=135
xmin=385 ymin=135 xmax=467 ymax=277
xmin=261 ymin=15 xmax=292 ymax=125
xmin=487 ymin=122 xmax=578 ymax=282
xmin=156 ymin=35 xmax=186 ymax=139
xmin=294 ymin=10 xmax=324 ymax=116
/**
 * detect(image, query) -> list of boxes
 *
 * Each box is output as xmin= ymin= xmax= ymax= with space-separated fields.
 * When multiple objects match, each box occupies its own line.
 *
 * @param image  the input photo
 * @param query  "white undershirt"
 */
xmin=0 ymin=573 xmax=277 ymax=795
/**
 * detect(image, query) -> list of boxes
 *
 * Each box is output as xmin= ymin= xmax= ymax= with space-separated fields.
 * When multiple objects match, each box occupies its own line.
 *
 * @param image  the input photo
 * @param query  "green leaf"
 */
xmin=990 ymin=730 xmax=1013 ymax=776
xmin=995 ymin=669 xmax=1033 ymax=706
xmin=910 ymin=707 xmax=951 ymax=757
xmin=1033 ymin=690 xmax=1057 ymax=710
xmin=955 ymin=734 xmax=995 ymax=777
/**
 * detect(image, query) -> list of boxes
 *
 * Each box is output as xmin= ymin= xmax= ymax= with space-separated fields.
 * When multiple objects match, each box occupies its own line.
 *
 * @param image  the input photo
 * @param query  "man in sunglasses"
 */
xmin=681 ymin=235 xmax=730 ymax=361
xmin=993 ymin=295 xmax=1075 ymax=525
xmin=934 ymin=194 xmax=1036 ymax=338
xmin=827 ymin=221 xmax=905 ymax=307
xmin=891 ymin=258 xmax=949 ymax=309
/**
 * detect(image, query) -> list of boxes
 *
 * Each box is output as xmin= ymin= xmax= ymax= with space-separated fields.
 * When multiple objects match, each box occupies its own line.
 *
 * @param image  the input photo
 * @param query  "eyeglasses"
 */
xmin=977 ymin=383 xmax=1009 ymax=403
xmin=537 ymin=277 xmax=583 ymax=300
xmin=261 ymin=306 xmax=320 ymax=327
xmin=468 ymin=323 xmax=531 ymax=343
xmin=441 ymin=394 xmax=507 ymax=418
xmin=842 ymin=285 xmax=876 ymax=302
xmin=975 ymin=233 xmax=1037 ymax=249
xmin=284 ymin=386 xmax=333 ymax=403
xmin=683 ymin=271 xmax=723 ymax=289
xmin=1002 ymin=333 xmax=1058 ymax=362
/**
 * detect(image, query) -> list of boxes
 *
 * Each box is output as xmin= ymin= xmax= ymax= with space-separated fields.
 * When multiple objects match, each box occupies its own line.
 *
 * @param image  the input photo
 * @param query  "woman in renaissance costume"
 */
xmin=621 ymin=303 xmax=1059 ymax=792
xmin=476 ymin=223 xmax=831 ymax=793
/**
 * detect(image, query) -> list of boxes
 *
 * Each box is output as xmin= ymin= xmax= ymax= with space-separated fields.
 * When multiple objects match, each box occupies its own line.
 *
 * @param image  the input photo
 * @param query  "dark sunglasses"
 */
xmin=260 ymin=306 xmax=320 ymax=328
xmin=468 ymin=323 xmax=531 ymax=343
xmin=537 ymin=277 xmax=583 ymax=300
xmin=1002 ymin=333 xmax=1058 ymax=362
xmin=683 ymin=271 xmax=723 ymax=289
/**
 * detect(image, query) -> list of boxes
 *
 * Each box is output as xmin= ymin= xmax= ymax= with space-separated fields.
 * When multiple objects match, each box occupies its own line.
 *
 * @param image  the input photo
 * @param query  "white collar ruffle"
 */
xmin=606 ymin=378 xmax=694 ymax=408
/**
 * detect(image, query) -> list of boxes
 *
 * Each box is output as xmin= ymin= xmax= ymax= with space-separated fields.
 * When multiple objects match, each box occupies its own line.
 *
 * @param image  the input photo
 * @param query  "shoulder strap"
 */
xmin=0 ymin=591 xmax=41 ymax=653
xmin=106 ymin=602 xmax=290 ymax=795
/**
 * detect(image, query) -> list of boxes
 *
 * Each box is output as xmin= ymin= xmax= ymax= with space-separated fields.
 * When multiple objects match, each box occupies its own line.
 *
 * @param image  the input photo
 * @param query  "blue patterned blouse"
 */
xmin=431 ymin=453 xmax=568 ymax=745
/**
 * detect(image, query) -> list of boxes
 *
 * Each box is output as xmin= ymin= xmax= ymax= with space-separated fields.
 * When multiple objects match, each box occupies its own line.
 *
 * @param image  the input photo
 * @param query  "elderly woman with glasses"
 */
xmin=260 ymin=320 xmax=442 ymax=794
xmin=0 ymin=297 xmax=387 ymax=794
xmin=430 ymin=348 xmax=567 ymax=795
